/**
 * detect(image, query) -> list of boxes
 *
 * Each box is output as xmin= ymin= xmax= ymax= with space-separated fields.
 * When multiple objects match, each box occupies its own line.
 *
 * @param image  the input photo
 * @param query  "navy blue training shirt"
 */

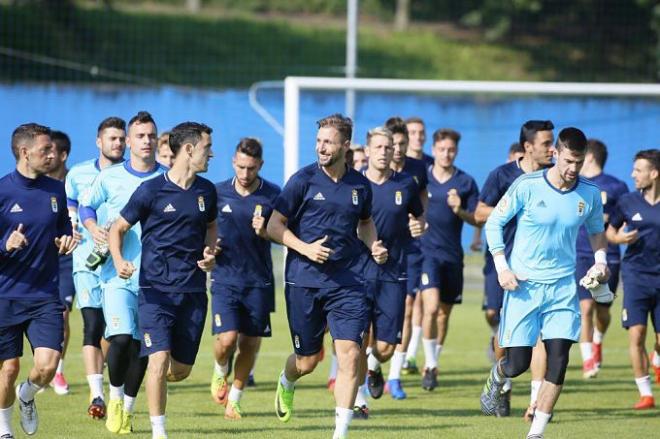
xmin=479 ymin=160 xmax=524 ymax=272
xmin=121 ymin=173 xmax=218 ymax=293
xmin=422 ymin=166 xmax=479 ymax=264
xmin=401 ymin=157 xmax=430 ymax=254
xmin=274 ymin=163 xmax=372 ymax=288
xmin=363 ymin=170 xmax=424 ymax=282
xmin=609 ymin=191 xmax=659 ymax=277
xmin=212 ymin=177 xmax=281 ymax=288
xmin=422 ymin=153 xmax=434 ymax=168
xmin=0 ymin=170 xmax=72 ymax=300
xmin=575 ymin=172 xmax=628 ymax=262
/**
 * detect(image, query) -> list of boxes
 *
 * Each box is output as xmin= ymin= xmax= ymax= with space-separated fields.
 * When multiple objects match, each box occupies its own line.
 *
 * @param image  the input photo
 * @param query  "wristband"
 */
xmin=493 ymin=254 xmax=510 ymax=275
xmin=594 ymin=249 xmax=607 ymax=265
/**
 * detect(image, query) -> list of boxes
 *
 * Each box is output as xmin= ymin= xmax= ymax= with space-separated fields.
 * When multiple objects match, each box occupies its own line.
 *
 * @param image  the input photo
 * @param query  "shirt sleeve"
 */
xmin=406 ymin=179 xmax=424 ymax=218
xmin=464 ymin=177 xmax=480 ymax=213
xmin=207 ymin=185 xmax=218 ymax=223
xmin=273 ymin=174 xmax=306 ymax=219
xmin=79 ymin=174 xmax=105 ymax=222
xmin=584 ymin=189 xmax=605 ymax=235
xmin=360 ymin=183 xmax=373 ymax=221
xmin=56 ymin=189 xmax=73 ymax=237
xmin=608 ymin=197 xmax=626 ymax=229
xmin=64 ymin=171 xmax=78 ymax=208
xmin=478 ymin=169 xmax=502 ymax=206
xmin=485 ymin=177 xmax=526 ymax=255
xmin=120 ymin=183 xmax=151 ymax=226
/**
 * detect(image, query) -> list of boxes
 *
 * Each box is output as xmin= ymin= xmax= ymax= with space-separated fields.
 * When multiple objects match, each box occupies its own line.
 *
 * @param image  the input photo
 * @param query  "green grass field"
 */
xmin=13 ymin=254 xmax=660 ymax=438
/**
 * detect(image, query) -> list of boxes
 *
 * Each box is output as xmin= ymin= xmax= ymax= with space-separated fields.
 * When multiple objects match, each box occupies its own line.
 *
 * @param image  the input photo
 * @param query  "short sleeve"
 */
xmin=608 ymin=197 xmax=626 ymax=229
xmin=479 ymin=169 xmax=503 ymax=206
xmin=207 ymin=185 xmax=218 ymax=222
xmin=273 ymin=174 xmax=306 ymax=219
xmin=406 ymin=179 xmax=424 ymax=218
xmin=360 ymin=183 xmax=372 ymax=221
xmin=464 ymin=177 xmax=480 ymax=213
xmin=584 ymin=189 xmax=605 ymax=235
xmin=120 ymin=183 xmax=151 ymax=226
xmin=64 ymin=172 xmax=78 ymax=208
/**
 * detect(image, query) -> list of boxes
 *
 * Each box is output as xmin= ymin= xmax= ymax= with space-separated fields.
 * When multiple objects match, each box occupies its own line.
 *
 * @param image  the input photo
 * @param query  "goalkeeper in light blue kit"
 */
xmin=479 ymin=128 xmax=610 ymax=439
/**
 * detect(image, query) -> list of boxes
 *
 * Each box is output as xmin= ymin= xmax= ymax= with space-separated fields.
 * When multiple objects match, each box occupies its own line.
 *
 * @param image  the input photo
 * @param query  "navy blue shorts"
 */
xmin=366 ymin=280 xmax=406 ymax=345
xmin=483 ymin=269 xmax=503 ymax=311
xmin=0 ymin=299 xmax=64 ymax=361
xmin=420 ymin=257 xmax=463 ymax=304
xmin=576 ymin=257 xmax=620 ymax=305
xmin=285 ymin=284 xmax=370 ymax=356
xmin=406 ymin=250 xmax=423 ymax=297
xmin=59 ymin=254 xmax=75 ymax=311
xmin=138 ymin=289 xmax=208 ymax=365
xmin=211 ymin=284 xmax=272 ymax=337
xmin=621 ymin=270 xmax=660 ymax=332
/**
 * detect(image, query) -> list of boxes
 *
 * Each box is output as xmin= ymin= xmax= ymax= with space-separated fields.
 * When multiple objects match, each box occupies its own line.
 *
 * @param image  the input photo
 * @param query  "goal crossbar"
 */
xmin=283 ymin=76 xmax=660 ymax=179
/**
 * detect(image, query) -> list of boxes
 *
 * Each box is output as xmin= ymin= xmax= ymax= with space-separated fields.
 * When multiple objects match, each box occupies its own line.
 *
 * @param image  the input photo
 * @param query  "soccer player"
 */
xmin=419 ymin=128 xmax=479 ymax=391
xmin=576 ymin=139 xmax=628 ymax=378
xmin=268 ymin=114 xmax=387 ymax=439
xmin=45 ymin=130 xmax=76 ymax=396
xmin=401 ymin=116 xmax=432 ymax=375
xmin=0 ymin=124 xmax=76 ymax=438
xmin=405 ymin=116 xmax=433 ymax=166
xmin=355 ymin=126 xmax=424 ymax=416
xmin=480 ymin=127 xmax=608 ymax=439
xmin=383 ymin=116 xmax=429 ymax=398
xmin=607 ymin=149 xmax=659 ymax=410
xmin=351 ymin=145 xmax=368 ymax=171
xmin=81 ymin=111 xmax=165 ymax=433
xmin=110 ymin=121 xmax=217 ymax=439
xmin=474 ymin=120 xmax=555 ymax=416
xmin=209 ymin=137 xmax=281 ymax=419
xmin=157 ymin=132 xmax=174 ymax=168
xmin=508 ymin=142 xmax=525 ymax=163
xmin=66 ymin=116 xmax=127 ymax=418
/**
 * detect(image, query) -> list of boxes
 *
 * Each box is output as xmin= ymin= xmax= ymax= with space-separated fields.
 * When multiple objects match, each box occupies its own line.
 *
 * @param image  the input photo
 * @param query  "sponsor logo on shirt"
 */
xmin=9 ymin=203 xmax=23 ymax=213
xmin=221 ymin=204 xmax=232 ymax=213
xmin=601 ymin=191 xmax=607 ymax=205
xmin=577 ymin=201 xmax=585 ymax=216
xmin=51 ymin=196 xmax=58 ymax=213
xmin=144 ymin=332 xmax=152 ymax=348
xmin=395 ymin=191 xmax=402 ymax=205
xmin=163 ymin=203 xmax=176 ymax=213
xmin=198 ymin=196 xmax=206 ymax=212
xmin=352 ymin=189 xmax=358 ymax=205
xmin=632 ymin=212 xmax=643 ymax=221
xmin=536 ymin=200 xmax=547 ymax=208
xmin=313 ymin=192 xmax=325 ymax=201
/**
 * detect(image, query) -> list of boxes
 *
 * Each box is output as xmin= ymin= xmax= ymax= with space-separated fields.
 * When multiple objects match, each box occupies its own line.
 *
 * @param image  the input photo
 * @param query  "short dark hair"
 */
xmin=405 ymin=116 xmax=425 ymax=126
xmin=634 ymin=149 xmax=659 ymax=172
xmin=168 ymin=122 xmax=212 ymax=157
xmin=432 ymin=128 xmax=461 ymax=145
xmin=385 ymin=116 xmax=408 ymax=139
xmin=317 ymin=113 xmax=353 ymax=144
xmin=586 ymin=139 xmax=608 ymax=168
xmin=508 ymin=142 xmax=523 ymax=155
xmin=236 ymin=137 xmax=263 ymax=159
xmin=556 ymin=127 xmax=587 ymax=153
xmin=51 ymin=130 xmax=71 ymax=155
xmin=128 ymin=111 xmax=157 ymax=132
xmin=97 ymin=117 xmax=126 ymax=136
xmin=11 ymin=123 xmax=51 ymax=159
xmin=519 ymin=120 xmax=554 ymax=147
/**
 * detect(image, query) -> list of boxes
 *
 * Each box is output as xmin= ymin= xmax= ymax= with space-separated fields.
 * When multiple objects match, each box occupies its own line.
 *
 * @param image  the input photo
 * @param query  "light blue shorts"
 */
xmin=74 ymin=271 xmax=103 ymax=309
xmin=102 ymin=280 xmax=140 ymax=340
xmin=499 ymin=275 xmax=580 ymax=347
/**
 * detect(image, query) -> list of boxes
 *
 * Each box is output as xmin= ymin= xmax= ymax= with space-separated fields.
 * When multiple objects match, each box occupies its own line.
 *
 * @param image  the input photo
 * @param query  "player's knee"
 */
xmin=82 ymin=308 xmax=105 ymax=348
xmin=167 ymin=367 xmax=191 ymax=382
xmin=147 ymin=352 xmax=170 ymax=377
xmin=109 ymin=334 xmax=133 ymax=351
xmin=238 ymin=335 xmax=260 ymax=353
xmin=0 ymin=359 xmax=20 ymax=382
xmin=485 ymin=309 xmax=499 ymax=326
xmin=295 ymin=354 xmax=320 ymax=375
xmin=501 ymin=347 xmax=533 ymax=378
xmin=219 ymin=333 xmax=239 ymax=352
xmin=34 ymin=357 xmax=58 ymax=382
xmin=375 ymin=344 xmax=395 ymax=362
xmin=543 ymin=339 xmax=572 ymax=385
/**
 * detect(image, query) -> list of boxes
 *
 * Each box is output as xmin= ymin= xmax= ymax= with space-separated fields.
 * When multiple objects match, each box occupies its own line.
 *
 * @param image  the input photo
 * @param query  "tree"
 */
xmin=394 ymin=0 xmax=410 ymax=31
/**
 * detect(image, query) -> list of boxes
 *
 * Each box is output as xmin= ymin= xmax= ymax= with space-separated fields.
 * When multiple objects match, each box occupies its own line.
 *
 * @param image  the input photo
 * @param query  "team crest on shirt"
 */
xmin=51 ymin=196 xmax=58 ymax=213
xmin=352 ymin=189 xmax=358 ymax=205
xmin=577 ymin=201 xmax=585 ymax=216
xmin=214 ymin=313 xmax=222 ymax=327
xmin=601 ymin=191 xmax=607 ymax=205
xmin=198 ymin=196 xmax=206 ymax=212
xmin=144 ymin=333 xmax=152 ymax=348
xmin=112 ymin=316 xmax=120 ymax=329
xmin=395 ymin=191 xmax=402 ymax=205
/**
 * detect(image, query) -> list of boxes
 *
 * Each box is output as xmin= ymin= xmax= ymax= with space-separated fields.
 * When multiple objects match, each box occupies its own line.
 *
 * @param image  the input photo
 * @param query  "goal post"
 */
xmin=283 ymin=76 xmax=660 ymax=180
